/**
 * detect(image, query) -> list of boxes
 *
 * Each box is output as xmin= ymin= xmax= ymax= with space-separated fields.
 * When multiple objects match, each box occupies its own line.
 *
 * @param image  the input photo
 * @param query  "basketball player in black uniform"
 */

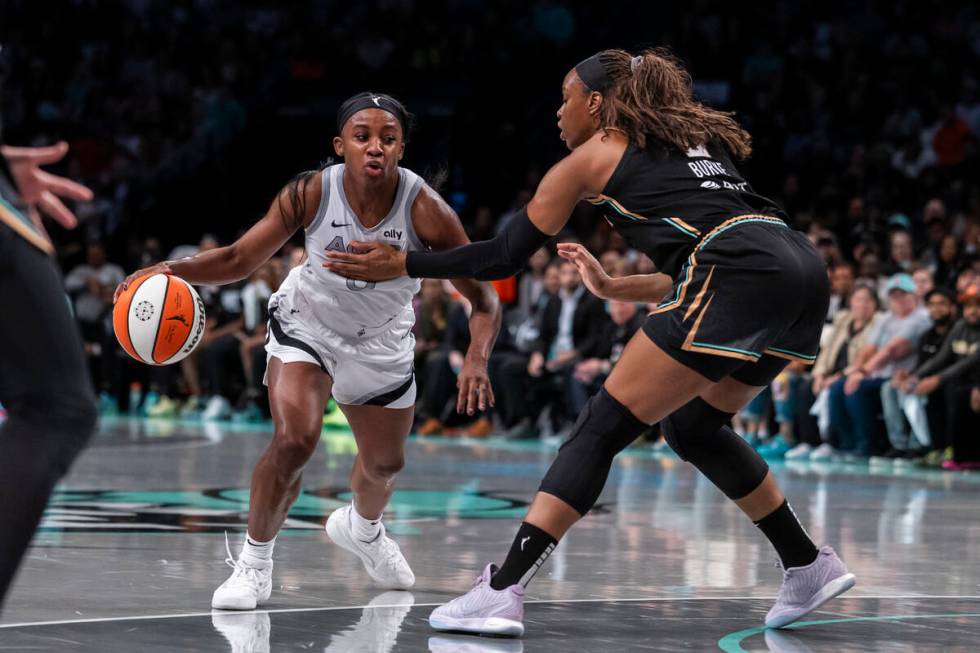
xmin=0 ymin=77 xmax=97 ymax=607
xmin=327 ymin=48 xmax=855 ymax=636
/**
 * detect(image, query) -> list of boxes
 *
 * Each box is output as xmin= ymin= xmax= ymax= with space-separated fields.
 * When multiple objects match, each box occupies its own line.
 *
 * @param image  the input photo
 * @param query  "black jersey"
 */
xmin=590 ymin=140 xmax=785 ymax=278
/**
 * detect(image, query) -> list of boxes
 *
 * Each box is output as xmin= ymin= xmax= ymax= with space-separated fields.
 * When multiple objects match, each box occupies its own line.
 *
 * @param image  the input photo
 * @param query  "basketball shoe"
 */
xmin=429 ymin=564 xmax=525 ymax=637
xmin=211 ymin=536 xmax=273 ymax=610
xmin=766 ymin=545 xmax=855 ymax=628
xmin=325 ymin=505 xmax=415 ymax=589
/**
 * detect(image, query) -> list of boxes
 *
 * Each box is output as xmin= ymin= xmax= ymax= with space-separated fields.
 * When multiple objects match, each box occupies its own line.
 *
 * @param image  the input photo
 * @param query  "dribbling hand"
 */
xmin=113 ymin=262 xmax=172 ymax=304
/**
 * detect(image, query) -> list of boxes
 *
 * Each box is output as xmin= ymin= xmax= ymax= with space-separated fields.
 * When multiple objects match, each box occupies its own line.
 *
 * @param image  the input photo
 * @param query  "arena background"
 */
xmin=1 ymin=1 xmax=980 ymax=651
xmin=4 ymin=1 xmax=976 ymax=256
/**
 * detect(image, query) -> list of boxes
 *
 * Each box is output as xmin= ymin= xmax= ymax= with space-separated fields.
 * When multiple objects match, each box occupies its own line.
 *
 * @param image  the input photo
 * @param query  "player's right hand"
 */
xmin=557 ymin=242 xmax=611 ymax=298
xmin=114 ymin=262 xmax=172 ymax=303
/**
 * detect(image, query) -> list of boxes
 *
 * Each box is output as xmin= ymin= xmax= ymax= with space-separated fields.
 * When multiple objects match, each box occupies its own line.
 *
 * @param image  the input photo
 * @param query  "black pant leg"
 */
xmin=0 ymin=226 xmax=98 ymax=607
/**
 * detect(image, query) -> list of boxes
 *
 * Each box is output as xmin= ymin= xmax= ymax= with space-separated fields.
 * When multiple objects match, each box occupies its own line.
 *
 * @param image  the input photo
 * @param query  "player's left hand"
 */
xmin=1 ymin=141 xmax=93 ymax=229
xmin=456 ymin=354 xmax=494 ymax=416
xmin=323 ymin=241 xmax=407 ymax=281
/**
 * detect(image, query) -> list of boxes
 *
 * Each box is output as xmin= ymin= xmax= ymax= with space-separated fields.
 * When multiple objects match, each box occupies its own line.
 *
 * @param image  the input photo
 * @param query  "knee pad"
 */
xmin=662 ymin=397 xmax=768 ymax=500
xmin=539 ymin=388 xmax=647 ymax=515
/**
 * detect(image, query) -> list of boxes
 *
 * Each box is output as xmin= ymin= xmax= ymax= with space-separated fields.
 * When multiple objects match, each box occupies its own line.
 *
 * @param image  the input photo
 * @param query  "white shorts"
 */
xmin=264 ymin=306 xmax=416 ymax=409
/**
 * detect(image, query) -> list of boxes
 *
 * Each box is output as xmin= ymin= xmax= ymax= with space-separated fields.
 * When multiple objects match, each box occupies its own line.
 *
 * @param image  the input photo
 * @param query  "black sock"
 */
xmin=754 ymin=500 xmax=819 ymax=568
xmin=489 ymin=522 xmax=557 ymax=590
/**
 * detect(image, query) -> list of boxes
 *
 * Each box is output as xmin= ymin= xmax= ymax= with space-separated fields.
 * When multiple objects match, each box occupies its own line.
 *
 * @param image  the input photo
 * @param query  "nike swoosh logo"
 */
xmin=520 ymin=536 xmax=530 ymax=551
xmin=331 ymin=220 xmax=351 ymax=228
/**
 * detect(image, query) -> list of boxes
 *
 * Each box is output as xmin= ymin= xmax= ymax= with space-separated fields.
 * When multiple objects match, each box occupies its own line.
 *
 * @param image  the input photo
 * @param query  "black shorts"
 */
xmin=643 ymin=215 xmax=829 ymax=385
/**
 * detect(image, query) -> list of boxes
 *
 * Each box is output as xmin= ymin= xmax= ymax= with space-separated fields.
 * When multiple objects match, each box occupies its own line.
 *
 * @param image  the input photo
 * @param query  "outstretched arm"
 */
xmin=323 ymin=131 xmax=625 ymax=282
xmin=114 ymin=172 xmax=320 ymax=300
xmin=556 ymin=243 xmax=672 ymax=303
xmin=411 ymin=186 xmax=503 ymax=415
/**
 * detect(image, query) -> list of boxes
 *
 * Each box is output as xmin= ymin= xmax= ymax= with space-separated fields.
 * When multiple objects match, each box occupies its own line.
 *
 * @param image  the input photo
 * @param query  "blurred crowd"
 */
xmin=69 ymin=196 xmax=980 ymax=474
xmin=2 ymin=1 xmax=978 ymax=468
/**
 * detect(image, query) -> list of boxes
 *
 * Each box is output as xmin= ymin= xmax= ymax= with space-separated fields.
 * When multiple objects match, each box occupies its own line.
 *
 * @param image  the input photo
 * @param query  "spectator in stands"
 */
xmin=828 ymin=274 xmax=931 ymax=459
xmin=883 ymin=228 xmax=915 ymax=276
xmin=857 ymin=250 xmax=885 ymax=292
xmin=192 ymin=281 xmax=245 ymax=421
xmin=66 ymin=243 xmax=124 ymax=337
xmin=755 ymin=363 xmax=810 ymax=459
xmin=494 ymin=261 xmax=562 ymax=437
xmin=516 ymin=248 xmax=552 ymax=319
xmin=903 ymin=284 xmax=980 ymax=469
xmin=168 ymin=234 xmax=218 ymax=262
xmin=911 ymin=265 xmax=934 ymax=301
xmin=815 ymin=233 xmax=845 ymax=269
xmin=414 ymin=279 xmax=454 ymax=433
xmin=799 ymin=283 xmax=882 ymax=461
xmin=416 ymin=295 xmax=495 ymax=438
xmin=918 ymin=199 xmax=949 ymax=270
xmin=568 ymin=299 xmax=645 ymax=414
xmin=236 ymin=262 xmax=277 ymax=420
xmin=880 ymin=287 xmax=958 ymax=463
xmin=526 ymin=259 xmax=609 ymax=431
xmin=827 ymin=262 xmax=856 ymax=323
xmin=955 ymin=264 xmax=979 ymax=298
xmin=934 ymin=234 xmax=962 ymax=290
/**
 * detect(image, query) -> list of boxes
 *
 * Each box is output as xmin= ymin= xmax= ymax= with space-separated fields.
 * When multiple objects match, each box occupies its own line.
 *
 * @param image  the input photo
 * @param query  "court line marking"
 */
xmin=717 ymin=612 xmax=980 ymax=652
xmin=3 ymin=595 xmax=980 ymax=629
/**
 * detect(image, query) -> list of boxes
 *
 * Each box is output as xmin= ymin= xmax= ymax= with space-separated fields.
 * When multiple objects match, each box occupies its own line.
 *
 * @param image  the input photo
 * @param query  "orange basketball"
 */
xmin=113 ymin=273 xmax=205 ymax=365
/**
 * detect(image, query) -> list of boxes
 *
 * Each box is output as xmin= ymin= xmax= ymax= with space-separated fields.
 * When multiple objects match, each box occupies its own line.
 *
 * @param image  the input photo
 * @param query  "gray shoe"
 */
xmin=766 ymin=546 xmax=856 ymax=628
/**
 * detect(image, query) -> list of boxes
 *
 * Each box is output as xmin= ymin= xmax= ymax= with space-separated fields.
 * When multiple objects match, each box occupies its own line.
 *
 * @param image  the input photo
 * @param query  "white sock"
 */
xmin=350 ymin=503 xmax=382 ymax=543
xmin=241 ymin=533 xmax=275 ymax=567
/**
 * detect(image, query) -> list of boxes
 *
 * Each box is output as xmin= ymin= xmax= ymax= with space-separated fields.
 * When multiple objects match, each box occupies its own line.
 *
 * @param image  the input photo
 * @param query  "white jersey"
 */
xmin=272 ymin=164 xmax=425 ymax=340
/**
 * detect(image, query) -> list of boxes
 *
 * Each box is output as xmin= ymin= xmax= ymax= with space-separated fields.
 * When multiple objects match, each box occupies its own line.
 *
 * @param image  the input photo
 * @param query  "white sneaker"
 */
xmin=211 ymin=610 xmax=271 ymax=653
xmin=212 ymin=536 xmax=273 ymax=610
xmin=325 ymin=505 xmax=415 ymax=589
xmin=785 ymin=443 xmax=813 ymax=460
xmin=809 ymin=443 xmax=836 ymax=461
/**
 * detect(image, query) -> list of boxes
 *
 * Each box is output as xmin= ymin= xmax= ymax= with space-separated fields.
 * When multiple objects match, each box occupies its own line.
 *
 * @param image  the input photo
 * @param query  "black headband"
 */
xmin=574 ymin=53 xmax=613 ymax=93
xmin=336 ymin=93 xmax=409 ymax=135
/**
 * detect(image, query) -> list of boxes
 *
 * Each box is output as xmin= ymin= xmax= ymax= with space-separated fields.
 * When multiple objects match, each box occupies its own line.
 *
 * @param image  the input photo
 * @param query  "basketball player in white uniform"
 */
xmin=116 ymin=92 xmax=501 ymax=610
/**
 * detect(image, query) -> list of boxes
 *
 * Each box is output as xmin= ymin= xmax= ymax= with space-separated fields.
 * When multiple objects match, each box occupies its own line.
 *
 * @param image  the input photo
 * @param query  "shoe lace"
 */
xmin=471 ymin=565 xmax=495 ymax=590
xmin=223 ymin=532 xmax=264 ymax=587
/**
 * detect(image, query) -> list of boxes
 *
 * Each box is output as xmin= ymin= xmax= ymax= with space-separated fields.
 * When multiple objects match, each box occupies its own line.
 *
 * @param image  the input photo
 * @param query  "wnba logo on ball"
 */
xmin=134 ymin=301 xmax=155 ymax=321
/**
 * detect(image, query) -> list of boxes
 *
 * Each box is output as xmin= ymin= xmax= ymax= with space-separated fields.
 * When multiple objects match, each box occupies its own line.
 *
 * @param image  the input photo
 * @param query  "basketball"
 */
xmin=112 ymin=273 xmax=205 ymax=365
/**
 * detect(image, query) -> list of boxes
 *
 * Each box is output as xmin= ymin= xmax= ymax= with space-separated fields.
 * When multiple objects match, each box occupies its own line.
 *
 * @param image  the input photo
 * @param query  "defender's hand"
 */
xmin=557 ymin=242 xmax=611 ymax=298
xmin=2 ymin=142 xmax=93 ymax=229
